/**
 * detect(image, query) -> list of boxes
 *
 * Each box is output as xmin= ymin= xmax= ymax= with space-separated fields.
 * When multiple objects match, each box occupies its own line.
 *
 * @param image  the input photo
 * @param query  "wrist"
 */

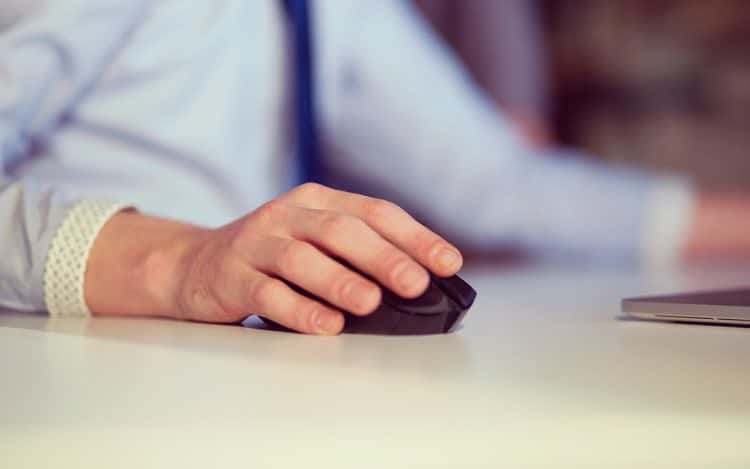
xmin=140 ymin=223 xmax=211 ymax=320
xmin=84 ymin=210 xmax=210 ymax=319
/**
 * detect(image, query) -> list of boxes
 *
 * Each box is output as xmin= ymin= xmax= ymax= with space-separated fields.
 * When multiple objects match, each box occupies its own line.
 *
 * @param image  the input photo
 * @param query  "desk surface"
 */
xmin=2 ymin=264 xmax=750 ymax=468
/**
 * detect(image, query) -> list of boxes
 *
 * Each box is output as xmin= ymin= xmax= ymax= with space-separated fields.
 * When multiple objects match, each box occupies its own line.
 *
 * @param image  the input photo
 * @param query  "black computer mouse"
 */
xmin=261 ymin=271 xmax=476 ymax=335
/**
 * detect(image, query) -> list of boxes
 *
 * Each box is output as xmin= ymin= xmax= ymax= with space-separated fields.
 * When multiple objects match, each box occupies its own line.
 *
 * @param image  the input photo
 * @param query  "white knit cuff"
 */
xmin=43 ymin=200 xmax=134 ymax=318
xmin=640 ymin=178 xmax=695 ymax=270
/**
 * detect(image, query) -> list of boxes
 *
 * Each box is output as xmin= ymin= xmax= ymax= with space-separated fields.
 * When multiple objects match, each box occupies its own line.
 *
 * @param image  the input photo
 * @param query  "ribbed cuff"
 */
xmin=43 ymin=200 xmax=133 ymax=318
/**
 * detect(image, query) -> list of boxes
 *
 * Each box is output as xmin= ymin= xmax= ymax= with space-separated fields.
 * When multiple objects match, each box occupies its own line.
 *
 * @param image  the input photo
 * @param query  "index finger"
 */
xmin=286 ymin=183 xmax=463 ymax=277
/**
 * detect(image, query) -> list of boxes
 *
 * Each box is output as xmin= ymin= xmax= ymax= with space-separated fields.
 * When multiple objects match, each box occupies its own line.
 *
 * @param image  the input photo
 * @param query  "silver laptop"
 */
xmin=622 ymin=288 xmax=750 ymax=325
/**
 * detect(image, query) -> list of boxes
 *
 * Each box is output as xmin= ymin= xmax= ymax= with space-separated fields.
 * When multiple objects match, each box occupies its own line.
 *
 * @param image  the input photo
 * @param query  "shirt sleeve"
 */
xmin=317 ymin=0 xmax=690 ymax=262
xmin=0 ymin=180 xmax=130 ymax=314
xmin=640 ymin=178 xmax=695 ymax=269
xmin=0 ymin=0 xmax=149 ymax=168
xmin=0 ymin=0 xmax=146 ymax=314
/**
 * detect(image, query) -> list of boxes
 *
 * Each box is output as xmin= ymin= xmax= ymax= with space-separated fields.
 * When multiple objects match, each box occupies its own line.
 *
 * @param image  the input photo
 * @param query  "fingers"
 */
xmin=287 ymin=209 xmax=431 ymax=299
xmin=245 ymin=270 xmax=344 ymax=335
xmin=250 ymin=237 xmax=381 ymax=315
xmin=287 ymin=183 xmax=463 ymax=277
xmin=176 ymin=183 xmax=462 ymax=333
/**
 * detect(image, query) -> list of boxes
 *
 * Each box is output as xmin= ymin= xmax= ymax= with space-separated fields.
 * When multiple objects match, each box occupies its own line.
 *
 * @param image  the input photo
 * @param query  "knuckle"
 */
xmin=293 ymin=182 xmax=327 ymax=200
xmin=250 ymin=200 xmax=288 ymax=227
xmin=331 ymin=275 xmax=356 ymax=305
xmin=249 ymin=278 xmax=284 ymax=310
xmin=275 ymin=240 xmax=313 ymax=274
xmin=363 ymin=198 xmax=399 ymax=225
xmin=424 ymin=236 xmax=446 ymax=261
xmin=319 ymin=213 xmax=357 ymax=239
xmin=382 ymin=252 xmax=413 ymax=281
xmin=294 ymin=300 xmax=321 ymax=332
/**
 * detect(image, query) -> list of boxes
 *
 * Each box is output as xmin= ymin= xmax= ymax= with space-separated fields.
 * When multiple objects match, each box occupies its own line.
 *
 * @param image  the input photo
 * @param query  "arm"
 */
xmin=472 ymin=0 xmax=551 ymax=146
xmin=317 ymin=0 xmax=750 ymax=264
xmin=0 ymin=179 xmax=130 ymax=314
xmin=0 ymin=181 xmax=75 ymax=311
xmin=2 ymin=178 xmax=463 ymax=336
xmin=0 ymin=0 xmax=149 ymax=312
xmin=0 ymin=0 xmax=148 ymax=167
xmin=317 ymin=0 xmax=650 ymax=259
xmin=413 ymin=0 xmax=551 ymax=145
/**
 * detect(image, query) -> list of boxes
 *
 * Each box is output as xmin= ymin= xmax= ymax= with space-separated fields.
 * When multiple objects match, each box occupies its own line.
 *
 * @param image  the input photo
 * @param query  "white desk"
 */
xmin=2 ymin=264 xmax=749 ymax=468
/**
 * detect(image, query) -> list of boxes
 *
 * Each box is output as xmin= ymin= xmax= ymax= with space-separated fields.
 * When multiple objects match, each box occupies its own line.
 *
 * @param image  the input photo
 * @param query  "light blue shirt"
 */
xmin=0 ymin=0 xmax=690 ymax=312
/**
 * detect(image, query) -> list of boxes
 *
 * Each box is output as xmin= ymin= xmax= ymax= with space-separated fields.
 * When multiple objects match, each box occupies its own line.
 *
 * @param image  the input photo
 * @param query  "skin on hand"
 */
xmin=84 ymin=183 xmax=463 ymax=335
xmin=508 ymin=112 xmax=553 ymax=148
xmin=683 ymin=192 xmax=750 ymax=263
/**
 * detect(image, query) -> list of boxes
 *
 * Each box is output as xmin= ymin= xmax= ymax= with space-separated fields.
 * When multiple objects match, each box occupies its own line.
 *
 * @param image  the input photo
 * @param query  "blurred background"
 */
xmin=415 ymin=0 xmax=750 ymax=190
xmin=4 ymin=0 xmax=748 ymax=192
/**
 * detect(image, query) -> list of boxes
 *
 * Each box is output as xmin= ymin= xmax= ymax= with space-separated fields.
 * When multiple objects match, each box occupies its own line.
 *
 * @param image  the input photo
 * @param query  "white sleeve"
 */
xmin=0 ymin=1 xmax=144 ymax=314
xmin=317 ymin=0 xmax=662 ymax=261
xmin=0 ymin=178 xmax=130 ymax=313
xmin=0 ymin=0 xmax=148 ymax=169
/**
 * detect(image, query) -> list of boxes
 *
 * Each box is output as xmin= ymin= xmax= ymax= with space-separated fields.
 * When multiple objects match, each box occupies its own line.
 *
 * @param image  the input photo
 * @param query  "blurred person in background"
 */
xmin=413 ymin=0 xmax=551 ymax=146
xmin=2 ymin=0 xmax=750 ymax=335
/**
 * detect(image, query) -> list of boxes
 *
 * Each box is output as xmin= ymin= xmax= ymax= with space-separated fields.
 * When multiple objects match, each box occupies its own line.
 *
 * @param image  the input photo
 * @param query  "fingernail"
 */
xmin=315 ymin=310 xmax=342 ymax=335
xmin=349 ymin=281 xmax=381 ymax=314
xmin=395 ymin=263 xmax=427 ymax=294
xmin=436 ymin=247 xmax=461 ymax=271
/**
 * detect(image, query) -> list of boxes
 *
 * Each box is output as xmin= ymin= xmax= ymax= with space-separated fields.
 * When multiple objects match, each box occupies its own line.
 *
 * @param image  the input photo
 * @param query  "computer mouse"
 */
xmin=261 ymin=270 xmax=476 ymax=335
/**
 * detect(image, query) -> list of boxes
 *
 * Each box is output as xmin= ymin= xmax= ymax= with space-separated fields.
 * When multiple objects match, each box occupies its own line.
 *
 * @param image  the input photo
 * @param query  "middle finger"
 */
xmin=250 ymin=236 xmax=382 ymax=315
xmin=287 ymin=208 xmax=431 ymax=299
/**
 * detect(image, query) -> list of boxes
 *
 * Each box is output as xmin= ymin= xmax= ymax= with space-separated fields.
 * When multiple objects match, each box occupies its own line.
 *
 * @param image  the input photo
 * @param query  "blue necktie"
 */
xmin=284 ymin=0 xmax=321 ymax=184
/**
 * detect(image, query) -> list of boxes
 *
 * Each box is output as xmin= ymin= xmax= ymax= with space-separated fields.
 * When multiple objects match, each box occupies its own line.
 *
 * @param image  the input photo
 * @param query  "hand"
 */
xmin=508 ymin=112 xmax=553 ymax=148
xmin=85 ymin=183 xmax=463 ymax=335
xmin=683 ymin=192 xmax=750 ymax=262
